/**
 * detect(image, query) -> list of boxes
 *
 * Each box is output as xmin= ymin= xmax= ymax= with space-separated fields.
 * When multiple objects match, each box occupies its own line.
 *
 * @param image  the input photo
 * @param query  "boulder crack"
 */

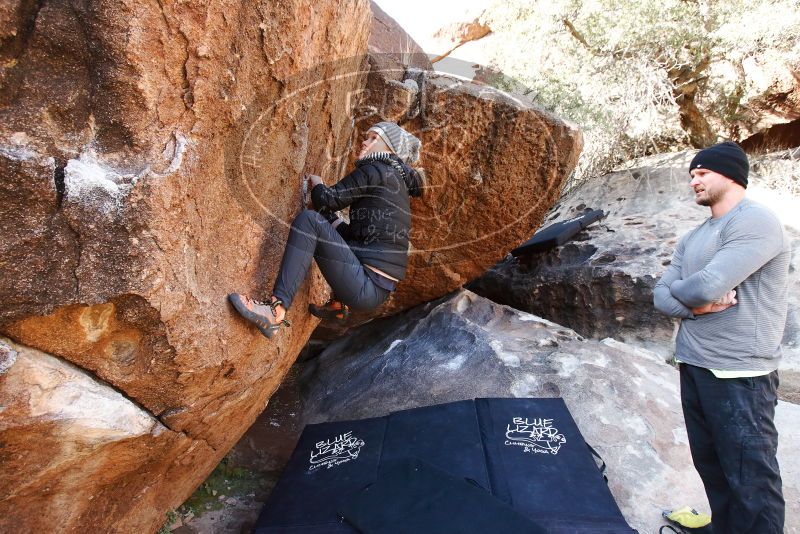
xmin=61 ymin=215 xmax=82 ymax=299
xmin=53 ymin=159 xmax=66 ymax=207
xmin=8 ymin=337 xmax=218 ymax=452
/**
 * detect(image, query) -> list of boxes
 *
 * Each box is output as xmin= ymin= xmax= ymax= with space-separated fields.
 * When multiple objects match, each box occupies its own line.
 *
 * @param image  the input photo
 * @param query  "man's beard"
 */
xmin=695 ymin=188 xmax=722 ymax=206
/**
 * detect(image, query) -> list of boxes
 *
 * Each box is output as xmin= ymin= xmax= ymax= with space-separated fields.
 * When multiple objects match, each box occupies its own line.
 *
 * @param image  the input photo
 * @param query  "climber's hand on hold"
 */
xmin=303 ymin=174 xmax=322 ymax=209
xmin=307 ymin=174 xmax=323 ymax=188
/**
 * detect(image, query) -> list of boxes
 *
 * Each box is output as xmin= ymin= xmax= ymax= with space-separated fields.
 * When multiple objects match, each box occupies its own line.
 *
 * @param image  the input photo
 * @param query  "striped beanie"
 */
xmin=368 ymin=122 xmax=422 ymax=165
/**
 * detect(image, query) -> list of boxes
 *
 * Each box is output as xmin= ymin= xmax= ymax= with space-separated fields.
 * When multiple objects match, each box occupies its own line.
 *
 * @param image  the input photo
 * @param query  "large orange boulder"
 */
xmin=313 ymin=70 xmax=583 ymax=339
xmin=379 ymin=75 xmax=583 ymax=313
xmin=0 ymin=1 xmax=581 ymax=531
xmin=0 ymin=0 xmax=370 ymax=531
xmin=309 ymin=6 xmax=583 ymax=340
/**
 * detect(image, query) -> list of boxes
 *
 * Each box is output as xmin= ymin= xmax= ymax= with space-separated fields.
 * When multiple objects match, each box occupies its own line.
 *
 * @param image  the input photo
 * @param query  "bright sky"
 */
xmin=374 ymin=0 xmax=493 ymax=55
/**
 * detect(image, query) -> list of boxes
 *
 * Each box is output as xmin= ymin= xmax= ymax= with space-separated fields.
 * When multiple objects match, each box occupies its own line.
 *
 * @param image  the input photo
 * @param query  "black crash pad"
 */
xmin=476 ymin=398 xmax=635 ymax=532
xmin=511 ymin=209 xmax=605 ymax=257
xmin=339 ymin=458 xmax=545 ymax=534
xmin=253 ymin=398 xmax=635 ymax=534
xmin=254 ymin=416 xmax=387 ymax=533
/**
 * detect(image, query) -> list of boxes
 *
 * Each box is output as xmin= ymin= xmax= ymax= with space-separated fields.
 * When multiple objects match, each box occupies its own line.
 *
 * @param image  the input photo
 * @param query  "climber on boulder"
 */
xmin=229 ymin=121 xmax=424 ymax=338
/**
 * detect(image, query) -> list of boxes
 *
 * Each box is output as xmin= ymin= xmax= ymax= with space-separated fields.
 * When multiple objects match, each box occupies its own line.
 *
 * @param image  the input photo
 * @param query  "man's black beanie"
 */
xmin=689 ymin=141 xmax=749 ymax=188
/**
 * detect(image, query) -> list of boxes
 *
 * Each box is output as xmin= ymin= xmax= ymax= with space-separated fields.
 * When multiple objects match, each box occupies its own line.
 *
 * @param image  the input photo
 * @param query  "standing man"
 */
xmin=654 ymin=141 xmax=790 ymax=533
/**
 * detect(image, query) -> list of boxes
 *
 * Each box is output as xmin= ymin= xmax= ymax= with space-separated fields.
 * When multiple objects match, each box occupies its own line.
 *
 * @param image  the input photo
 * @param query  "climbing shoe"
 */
xmin=309 ymin=299 xmax=350 ymax=322
xmin=228 ymin=293 xmax=290 ymax=339
xmin=659 ymin=507 xmax=712 ymax=533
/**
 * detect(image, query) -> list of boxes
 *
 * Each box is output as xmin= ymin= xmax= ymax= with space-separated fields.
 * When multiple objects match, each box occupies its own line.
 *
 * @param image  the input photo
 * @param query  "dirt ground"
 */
xmin=164 ymin=366 xmax=306 ymax=534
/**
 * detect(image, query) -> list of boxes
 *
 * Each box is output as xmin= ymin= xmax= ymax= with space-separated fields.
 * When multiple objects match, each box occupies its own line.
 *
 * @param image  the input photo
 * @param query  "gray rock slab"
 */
xmin=300 ymin=290 xmax=800 ymax=533
xmin=469 ymin=150 xmax=800 ymax=401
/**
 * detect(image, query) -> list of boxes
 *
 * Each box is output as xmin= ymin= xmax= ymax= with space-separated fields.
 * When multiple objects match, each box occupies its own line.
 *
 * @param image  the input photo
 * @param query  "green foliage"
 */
xmin=156 ymin=510 xmax=178 ymax=534
xmin=178 ymin=456 xmax=268 ymax=518
xmin=479 ymin=0 xmax=800 ymax=185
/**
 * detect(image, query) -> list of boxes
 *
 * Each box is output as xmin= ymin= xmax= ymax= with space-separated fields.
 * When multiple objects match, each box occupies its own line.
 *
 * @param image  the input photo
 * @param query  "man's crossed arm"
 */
xmin=653 ymin=236 xmax=697 ymax=319
xmin=654 ymin=209 xmax=784 ymax=319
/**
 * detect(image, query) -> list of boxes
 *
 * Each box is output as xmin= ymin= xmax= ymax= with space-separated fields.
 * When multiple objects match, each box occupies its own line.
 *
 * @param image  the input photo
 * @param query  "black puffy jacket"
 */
xmin=311 ymin=153 xmax=418 ymax=280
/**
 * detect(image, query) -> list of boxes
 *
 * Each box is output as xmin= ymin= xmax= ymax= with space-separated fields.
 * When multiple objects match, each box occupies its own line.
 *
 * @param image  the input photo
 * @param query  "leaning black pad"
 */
xmin=379 ymin=400 xmax=492 ymax=490
xmin=253 ymin=417 xmax=387 ymax=533
xmin=511 ymin=209 xmax=604 ymax=256
xmin=338 ymin=457 xmax=547 ymax=534
xmin=476 ymin=398 xmax=636 ymax=533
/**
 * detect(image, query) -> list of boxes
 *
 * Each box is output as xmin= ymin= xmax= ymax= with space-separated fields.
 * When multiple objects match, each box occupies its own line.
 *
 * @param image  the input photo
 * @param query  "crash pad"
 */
xmin=511 ymin=209 xmax=605 ymax=257
xmin=338 ymin=458 xmax=545 ymax=534
xmin=253 ymin=398 xmax=635 ymax=533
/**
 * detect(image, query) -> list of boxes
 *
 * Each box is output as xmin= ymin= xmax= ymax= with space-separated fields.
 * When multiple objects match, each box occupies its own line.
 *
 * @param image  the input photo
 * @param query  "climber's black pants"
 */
xmin=680 ymin=363 xmax=784 ymax=534
xmin=272 ymin=210 xmax=390 ymax=311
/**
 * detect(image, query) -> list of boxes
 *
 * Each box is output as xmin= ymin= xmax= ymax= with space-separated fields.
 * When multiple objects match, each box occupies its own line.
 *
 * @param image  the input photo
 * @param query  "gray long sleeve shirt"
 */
xmin=653 ymin=198 xmax=791 ymax=371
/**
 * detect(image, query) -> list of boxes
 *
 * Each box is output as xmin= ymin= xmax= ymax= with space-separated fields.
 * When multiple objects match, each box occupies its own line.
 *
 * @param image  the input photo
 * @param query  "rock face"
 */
xmin=367 ymin=5 xmax=583 ymax=317
xmin=368 ymin=1 xmax=431 ymax=71
xmin=0 ymin=1 xmax=372 ymax=532
xmin=469 ymin=153 xmax=702 ymax=353
xmin=0 ymin=2 xmax=581 ymax=531
xmin=311 ymin=64 xmax=582 ymax=343
xmin=310 ymin=7 xmax=583 ymax=339
xmin=299 ymin=290 xmax=800 ymax=533
xmin=469 ymin=150 xmax=800 ymax=403
xmin=0 ymin=337 xmax=217 ymax=530
xmin=739 ymin=58 xmax=800 ymax=151
xmin=742 ymin=119 xmax=800 ymax=153
xmin=363 ymin=73 xmax=582 ymax=314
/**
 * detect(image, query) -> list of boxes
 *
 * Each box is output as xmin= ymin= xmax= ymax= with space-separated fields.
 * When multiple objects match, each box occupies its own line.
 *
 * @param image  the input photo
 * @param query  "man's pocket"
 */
xmin=740 ymin=435 xmax=778 ymax=486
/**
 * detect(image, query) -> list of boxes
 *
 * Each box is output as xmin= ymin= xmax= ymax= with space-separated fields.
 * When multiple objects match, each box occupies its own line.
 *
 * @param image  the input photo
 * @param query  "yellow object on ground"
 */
xmin=663 ymin=506 xmax=712 ymax=528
